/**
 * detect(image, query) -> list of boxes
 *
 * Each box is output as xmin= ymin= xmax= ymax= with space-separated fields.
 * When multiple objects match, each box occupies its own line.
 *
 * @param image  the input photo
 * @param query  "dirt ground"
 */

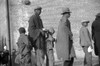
xmin=55 ymin=56 xmax=99 ymax=66
xmin=11 ymin=49 xmax=99 ymax=66
xmin=74 ymin=57 xmax=99 ymax=66
xmin=55 ymin=49 xmax=99 ymax=66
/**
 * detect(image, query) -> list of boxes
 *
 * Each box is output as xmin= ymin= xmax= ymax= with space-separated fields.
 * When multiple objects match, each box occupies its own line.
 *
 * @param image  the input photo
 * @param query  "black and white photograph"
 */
xmin=0 ymin=0 xmax=100 ymax=66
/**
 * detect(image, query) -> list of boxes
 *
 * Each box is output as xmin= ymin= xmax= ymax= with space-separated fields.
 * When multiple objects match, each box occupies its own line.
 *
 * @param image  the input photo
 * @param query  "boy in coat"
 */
xmin=79 ymin=20 xmax=92 ymax=66
xmin=15 ymin=27 xmax=32 ymax=66
xmin=46 ymin=27 xmax=55 ymax=66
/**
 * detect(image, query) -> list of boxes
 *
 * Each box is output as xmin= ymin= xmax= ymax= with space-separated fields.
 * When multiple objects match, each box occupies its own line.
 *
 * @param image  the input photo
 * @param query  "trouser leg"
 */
xmin=82 ymin=46 xmax=92 ymax=66
xmin=40 ymin=51 xmax=45 ymax=66
xmin=46 ymin=54 xmax=49 ymax=66
xmin=48 ymin=50 xmax=54 ymax=66
xmin=69 ymin=57 xmax=74 ymax=66
xmin=36 ymin=49 xmax=44 ymax=66
xmin=84 ymin=54 xmax=86 ymax=66
xmin=36 ymin=49 xmax=41 ymax=66
xmin=64 ymin=60 xmax=70 ymax=66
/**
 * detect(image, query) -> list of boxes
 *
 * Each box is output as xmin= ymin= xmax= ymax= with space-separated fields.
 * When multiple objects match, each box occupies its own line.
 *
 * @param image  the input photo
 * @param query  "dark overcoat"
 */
xmin=28 ymin=14 xmax=43 ymax=41
xmin=28 ymin=14 xmax=44 ymax=48
xmin=56 ymin=16 xmax=76 ymax=61
xmin=92 ymin=17 xmax=100 ymax=56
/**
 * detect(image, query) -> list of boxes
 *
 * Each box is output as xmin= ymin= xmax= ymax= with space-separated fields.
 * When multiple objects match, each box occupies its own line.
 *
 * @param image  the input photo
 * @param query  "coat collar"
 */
xmin=20 ymin=33 xmax=26 ymax=37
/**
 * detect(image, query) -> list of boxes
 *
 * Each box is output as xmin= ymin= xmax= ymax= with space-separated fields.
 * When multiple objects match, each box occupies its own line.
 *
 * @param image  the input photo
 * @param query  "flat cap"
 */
xmin=81 ymin=20 xmax=90 ymax=23
xmin=96 ymin=13 xmax=100 ymax=17
xmin=34 ymin=6 xmax=42 ymax=10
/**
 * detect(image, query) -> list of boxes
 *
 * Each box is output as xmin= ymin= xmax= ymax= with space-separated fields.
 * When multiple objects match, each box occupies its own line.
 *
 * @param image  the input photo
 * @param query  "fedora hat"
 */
xmin=34 ymin=6 xmax=42 ymax=10
xmin=96 ymin=13 xmax=100 ymax=17
xmin=61 ymin=7 xmax=71 ymax=14
xmin=81 ymin=20 xmax=90 ymax=24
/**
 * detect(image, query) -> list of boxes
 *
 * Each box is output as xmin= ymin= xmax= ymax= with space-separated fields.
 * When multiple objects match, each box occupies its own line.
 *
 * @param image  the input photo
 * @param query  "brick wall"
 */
xmin=0 ymin=0 xmax=100 ymax=56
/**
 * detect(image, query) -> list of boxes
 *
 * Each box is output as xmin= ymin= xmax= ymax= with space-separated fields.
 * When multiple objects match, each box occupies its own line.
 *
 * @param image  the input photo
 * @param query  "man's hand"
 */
xmin=88 ymin=46 xmax=93 ymax=53
xmin=39 ymin=29 xmax=45 ymax=35
xmin=42 ymin=28 xmax=48 ymax=32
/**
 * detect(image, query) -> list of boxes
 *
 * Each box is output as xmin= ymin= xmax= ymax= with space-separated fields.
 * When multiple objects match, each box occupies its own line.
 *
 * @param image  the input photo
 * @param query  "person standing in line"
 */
xmin=92 ymin=13 xmax=100 ymax=65
xmin=56 ymin=7 xmax=76 ymax=66
xmin=79 ymin=20 xmax=92 ymax=66
xmin=28 ymin=6 xmax=46 ymax=66
xmin=46 ymin=27 xmax=55 ymax=66
xmin=15 ymin=27 xmax=32 ymax=66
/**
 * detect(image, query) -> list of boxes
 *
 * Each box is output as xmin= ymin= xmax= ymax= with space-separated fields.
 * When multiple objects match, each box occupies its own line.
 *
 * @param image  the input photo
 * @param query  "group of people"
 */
xmin=79 ymin=12 xmax=100 ymax=66
xmin=14 ymin=5 xmax=100 ymax=66
xmin=15 ymin=6 xmax=56 ymax=66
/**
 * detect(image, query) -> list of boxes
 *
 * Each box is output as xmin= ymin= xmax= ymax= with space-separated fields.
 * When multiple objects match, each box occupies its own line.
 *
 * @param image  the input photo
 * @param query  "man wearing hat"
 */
xmin=79 ymin=20 xmax=92 ymax=66
xmin=92 ymin=13 xmax=100 ymax=65
xmin=56 ymin=7 xmax=76 ymax=66
xmin=28 ymin=6 xmax=45 ymax=66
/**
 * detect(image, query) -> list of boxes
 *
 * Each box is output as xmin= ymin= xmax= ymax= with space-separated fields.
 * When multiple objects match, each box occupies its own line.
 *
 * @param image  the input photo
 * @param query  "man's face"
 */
xmin=82 ymin=22 xmax=88 ymax=27
xmin=65 ymin=13 xmax=71 ymax=18
xmin=35 ymin=9 xmax=41 ymax=15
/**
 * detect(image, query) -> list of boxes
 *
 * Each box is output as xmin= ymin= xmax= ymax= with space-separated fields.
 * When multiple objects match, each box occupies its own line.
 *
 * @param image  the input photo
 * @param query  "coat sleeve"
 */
xmin=79 ymin=29 xmax=81 ymax=44
xmin=28 ymin=16 xmax=41 ymax=40
xmin=23 ymin=35 xmax=32 ymax=50
xmin=66 ymin=20 xmax=73 ymax=40
xmin=23 ymin=36 xmax=28 ymax=45
xmin=16 ymin=37 xmax=22 ymax=49
xmin=29 ymin=16 xmax=40 ymax=31
xmin=21 ymin=36 xmax=30 ymax=56
xmin=83 ymin=28 xmax=91 ymax=45
xmin=91 ymin=23 xmax=95 ymax=40
xmin=16 ymin=37 xmax=24 ymax=54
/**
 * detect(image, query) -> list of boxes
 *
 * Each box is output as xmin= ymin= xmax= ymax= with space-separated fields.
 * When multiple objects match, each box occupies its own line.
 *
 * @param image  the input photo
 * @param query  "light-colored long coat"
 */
xmin=79 ymin=26 xmax=92 ymax=47
xmin=56 ymin=16 xmax=76 ymax=61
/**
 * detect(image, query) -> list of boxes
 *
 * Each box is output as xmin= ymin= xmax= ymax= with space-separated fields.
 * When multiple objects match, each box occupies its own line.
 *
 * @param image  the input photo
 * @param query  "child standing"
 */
xmin=46 ymin=27 xmax=55 ymax=66
xmin=15 ymin=27 xmax=32 ymax=66
xmin=79 ymin=20 xmax=93 ymax=66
